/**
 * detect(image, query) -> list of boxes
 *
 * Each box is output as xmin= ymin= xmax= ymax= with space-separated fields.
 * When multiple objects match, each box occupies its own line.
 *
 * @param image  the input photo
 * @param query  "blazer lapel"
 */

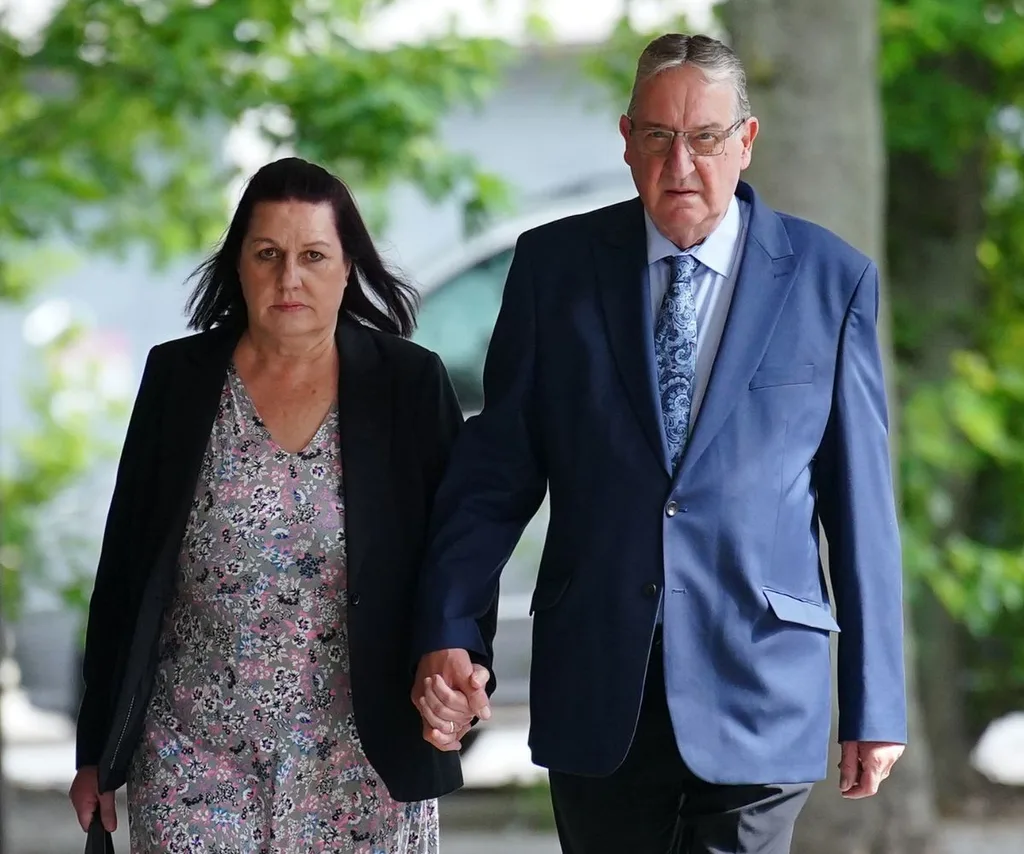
xmin=337 ymin=320 xmax=392 ymax=593
xmin=593 ymin=198 xmax=669 ymax=473
xmin=677 ymin=183 xmax=799 ymax=482
xmin=156 ymin=325 xmax=238 ymax=557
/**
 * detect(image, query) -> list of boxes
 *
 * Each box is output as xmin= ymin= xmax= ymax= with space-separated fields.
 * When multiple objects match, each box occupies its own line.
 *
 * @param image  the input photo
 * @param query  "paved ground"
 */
xmin=7 ymin=785 xmax=1024 ymax=854
xmin=2 ymin=787 xmax=563 ymax=854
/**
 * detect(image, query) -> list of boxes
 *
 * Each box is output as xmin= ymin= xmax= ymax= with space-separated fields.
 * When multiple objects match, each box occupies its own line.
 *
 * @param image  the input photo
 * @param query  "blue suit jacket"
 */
xmin=414 ymin=181 xmax=907 ymax=784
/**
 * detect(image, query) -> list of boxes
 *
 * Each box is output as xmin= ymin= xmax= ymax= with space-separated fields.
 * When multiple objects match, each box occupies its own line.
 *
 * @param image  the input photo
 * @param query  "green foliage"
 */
xmin=0 ymin=309 xmax=130 ymax=621
xmin=883 ymin=1 xmax=1024 ymax=681
xmin=0 ymin=0 xmax=510 ymax=299
xmin=578 ymin=12 xmax=689 ymax=110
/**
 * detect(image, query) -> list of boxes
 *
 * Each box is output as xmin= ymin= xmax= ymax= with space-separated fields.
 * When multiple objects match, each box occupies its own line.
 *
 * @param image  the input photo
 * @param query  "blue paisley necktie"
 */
xmin=655 ymin=254 xmax=699 ymax=472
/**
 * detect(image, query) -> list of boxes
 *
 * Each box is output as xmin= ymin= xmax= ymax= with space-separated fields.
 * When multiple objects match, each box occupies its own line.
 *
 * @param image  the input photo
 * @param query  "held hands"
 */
xmin=838 ymin=741 xmax=905 ymax=798
xmin=412 ymin=649 xmax=491 ymax=751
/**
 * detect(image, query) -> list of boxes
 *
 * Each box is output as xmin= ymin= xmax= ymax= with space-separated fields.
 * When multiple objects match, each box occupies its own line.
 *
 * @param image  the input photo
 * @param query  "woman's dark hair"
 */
xmin=185 ymin=157 xmax=418 ymax=337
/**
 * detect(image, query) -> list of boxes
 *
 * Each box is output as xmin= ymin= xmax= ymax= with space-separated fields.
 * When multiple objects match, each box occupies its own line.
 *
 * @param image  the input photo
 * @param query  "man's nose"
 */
xmin=666 ymin=136 xmax=697 ymax=177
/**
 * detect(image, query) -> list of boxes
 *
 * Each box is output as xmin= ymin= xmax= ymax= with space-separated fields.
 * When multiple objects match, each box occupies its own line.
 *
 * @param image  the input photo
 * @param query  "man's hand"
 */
xmin=412 ymin=649 xmax=491 ymax=751
xmin=839 ymin=741 xmax=905 ymax=798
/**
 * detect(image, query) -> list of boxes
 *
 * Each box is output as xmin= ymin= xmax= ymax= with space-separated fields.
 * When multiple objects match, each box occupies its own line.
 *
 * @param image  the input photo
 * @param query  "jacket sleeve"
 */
xmin=76 ymin=347 xmax=165 ymax=768
xmin=814 ymin=262 xmax=908 ymax=744
xmin=412 ymin=234 xmax=548 ymax=667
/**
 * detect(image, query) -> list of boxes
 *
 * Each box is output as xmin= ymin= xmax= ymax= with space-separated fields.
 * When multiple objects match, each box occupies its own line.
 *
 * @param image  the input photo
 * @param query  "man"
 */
xmin=411 ymin=33 xmax=907 ymax=854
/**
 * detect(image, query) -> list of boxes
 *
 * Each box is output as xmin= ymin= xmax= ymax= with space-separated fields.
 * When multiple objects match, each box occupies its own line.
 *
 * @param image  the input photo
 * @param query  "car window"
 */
xmin=412 ymin=247 xmax=547 ymax=599
xmin=412 ymin=249 xmax=513 ymax=413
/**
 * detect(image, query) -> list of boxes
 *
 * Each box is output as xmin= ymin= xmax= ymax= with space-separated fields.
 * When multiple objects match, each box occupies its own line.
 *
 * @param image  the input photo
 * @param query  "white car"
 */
xmin=409 ymin=187 xmax=628 ymax=775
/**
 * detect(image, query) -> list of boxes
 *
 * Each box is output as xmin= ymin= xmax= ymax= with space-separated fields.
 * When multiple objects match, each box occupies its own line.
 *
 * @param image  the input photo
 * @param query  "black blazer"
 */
xmin=75 ymin=318 xmax=494 ymax=802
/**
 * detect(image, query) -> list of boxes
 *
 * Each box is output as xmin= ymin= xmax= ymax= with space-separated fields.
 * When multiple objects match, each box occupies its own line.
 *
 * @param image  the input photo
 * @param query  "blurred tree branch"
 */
xmin=0 ymin=0 xmax=512 ymax=301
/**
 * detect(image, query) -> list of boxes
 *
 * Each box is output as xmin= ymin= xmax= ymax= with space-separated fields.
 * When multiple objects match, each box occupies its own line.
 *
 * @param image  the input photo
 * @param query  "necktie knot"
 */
xmin=668 ymin=253 xmax=697 ymax=283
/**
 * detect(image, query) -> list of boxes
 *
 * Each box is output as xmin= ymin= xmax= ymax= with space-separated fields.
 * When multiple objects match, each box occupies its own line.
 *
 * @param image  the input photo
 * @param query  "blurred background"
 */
xmin=1 ymin=0 xmax=1022 ymax=852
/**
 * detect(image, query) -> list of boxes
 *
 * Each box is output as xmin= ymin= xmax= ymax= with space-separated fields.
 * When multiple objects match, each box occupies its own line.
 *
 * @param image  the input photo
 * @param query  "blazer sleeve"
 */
xmin=412 ymin=351 xmax=496 ymax=689
xmin=412 ymin=234 xmax=548 ymax=664
xmin=76 ymin=347 xmax=165 ymax=768
xmin=814 ymin=262 xmax=908 ymax=745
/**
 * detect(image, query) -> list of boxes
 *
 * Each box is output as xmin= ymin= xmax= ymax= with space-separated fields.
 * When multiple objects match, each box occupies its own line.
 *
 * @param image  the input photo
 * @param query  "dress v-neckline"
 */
xmin=227 ymin=363 xmax=336 ymax=456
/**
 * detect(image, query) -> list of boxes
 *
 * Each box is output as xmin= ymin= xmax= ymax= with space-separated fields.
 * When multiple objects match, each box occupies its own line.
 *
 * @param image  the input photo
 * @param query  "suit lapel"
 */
xmin=677 ymin=183 xmax=799 ymax=482
xmin=337 ymin=320 xmax=392 ymax=592
xmin=594 ymin=198 xmax=670 ymax=473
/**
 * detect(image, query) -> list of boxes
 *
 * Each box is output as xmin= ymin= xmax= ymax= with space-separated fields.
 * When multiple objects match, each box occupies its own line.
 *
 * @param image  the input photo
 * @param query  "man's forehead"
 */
xmin=634 ymin=70 xmax=735 ymax=123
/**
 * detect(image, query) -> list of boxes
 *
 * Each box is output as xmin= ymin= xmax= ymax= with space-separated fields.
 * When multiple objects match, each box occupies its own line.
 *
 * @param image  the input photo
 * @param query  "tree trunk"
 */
xmin=724 ymin=0 xmax=939 ymax=851
xmin=888 ymin=122 xmax=993 ymax=815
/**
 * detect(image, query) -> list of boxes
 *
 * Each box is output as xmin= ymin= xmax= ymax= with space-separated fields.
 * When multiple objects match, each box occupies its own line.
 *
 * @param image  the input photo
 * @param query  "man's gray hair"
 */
xmin=626 ymin=33 xmax=751 ymax=121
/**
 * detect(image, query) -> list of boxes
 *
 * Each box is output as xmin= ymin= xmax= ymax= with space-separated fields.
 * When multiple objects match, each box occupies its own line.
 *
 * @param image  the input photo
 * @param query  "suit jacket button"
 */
xmin=642 ymin=582 xmax=659 ymax=598
xmin=666 ymin=501 xmax=678 ymax=517
xmin=350 ymin=593 xmax=361 ymax=606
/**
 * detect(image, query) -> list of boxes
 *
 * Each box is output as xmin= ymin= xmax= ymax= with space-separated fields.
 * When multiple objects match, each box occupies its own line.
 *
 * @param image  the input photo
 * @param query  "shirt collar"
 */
xmin=644 ymin=194 xmax=743 ymax=278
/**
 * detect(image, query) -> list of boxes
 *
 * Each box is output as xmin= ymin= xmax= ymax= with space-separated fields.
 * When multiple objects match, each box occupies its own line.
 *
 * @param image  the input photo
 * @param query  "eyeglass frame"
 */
xmin=627 ymin=116 xmax=749 ymax=158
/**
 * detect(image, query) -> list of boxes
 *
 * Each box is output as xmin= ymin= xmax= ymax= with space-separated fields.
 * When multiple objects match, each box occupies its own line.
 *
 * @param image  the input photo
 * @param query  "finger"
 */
xmin=429 ymin=674 xmax=473 ymax=715
xmin=69 ymin=786 xmax=97 ymax=832
xmin=417 ymin=693 xmax=451 ymax=733
xmin=74 ymin=802 xmax=95 ymax=833
xmin=418 ymin=683 xmax=470 ymax=733
xmin=421 ymin=677 xmax=472 ymax=721
xmin=460 ymin=675 xmax=491 ymax=720
xmin=99 ymin=791 xmax=118 ymax=832
xmin=838 ymin=743 xmax=860 ymax=793
xmin=842 ymin=765 xmax=883 ymax=799
xmin=470 ymin=664 xmax=490 ymax=690
xmin=428 ymin=732 xmax=463 ymax=751
xmin=423 ymin=719 xmax=463 ymax=752
xmin=468 ymin=665 xmax=492 ymax=720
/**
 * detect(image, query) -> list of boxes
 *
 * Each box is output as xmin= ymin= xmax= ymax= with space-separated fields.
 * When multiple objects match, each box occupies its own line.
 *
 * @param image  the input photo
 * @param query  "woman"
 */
xmin=68 ymin=157 xmax=493 ymax=853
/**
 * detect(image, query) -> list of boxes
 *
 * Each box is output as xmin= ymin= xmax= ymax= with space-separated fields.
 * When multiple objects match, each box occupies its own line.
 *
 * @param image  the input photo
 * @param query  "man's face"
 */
xmin=619 ymin=64 xmax=758 ymax=249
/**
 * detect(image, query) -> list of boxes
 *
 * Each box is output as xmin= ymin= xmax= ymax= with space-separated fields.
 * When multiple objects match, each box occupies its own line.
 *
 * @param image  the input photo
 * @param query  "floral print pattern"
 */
xmin=655 ymin=254 xmax=699 ymax=471
xmin=127 ymin=365 xmax=438 ymax=854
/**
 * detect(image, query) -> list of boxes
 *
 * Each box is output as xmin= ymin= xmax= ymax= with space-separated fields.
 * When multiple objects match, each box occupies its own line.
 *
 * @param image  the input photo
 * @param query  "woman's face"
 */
xmin=238 ymin=200 xmax=350 ymax=343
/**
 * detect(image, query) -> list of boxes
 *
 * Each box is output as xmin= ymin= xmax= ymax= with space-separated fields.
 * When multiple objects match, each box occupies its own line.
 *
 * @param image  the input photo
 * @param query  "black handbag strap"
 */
xmin=85 ymin=810 xmax=115 ymax=854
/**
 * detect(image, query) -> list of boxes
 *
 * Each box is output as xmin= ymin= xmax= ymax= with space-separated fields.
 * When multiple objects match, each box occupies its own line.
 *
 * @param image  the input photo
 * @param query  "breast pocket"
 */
xmin=749 ymin=364 xmax=816 ymax=390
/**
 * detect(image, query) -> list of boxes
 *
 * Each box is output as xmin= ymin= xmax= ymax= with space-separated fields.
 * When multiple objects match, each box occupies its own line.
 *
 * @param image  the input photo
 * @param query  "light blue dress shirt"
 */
xmin=645 ymin=194 xmax=751 ymax=434
xmin=646 ymin=194 xmax=750 ymax=624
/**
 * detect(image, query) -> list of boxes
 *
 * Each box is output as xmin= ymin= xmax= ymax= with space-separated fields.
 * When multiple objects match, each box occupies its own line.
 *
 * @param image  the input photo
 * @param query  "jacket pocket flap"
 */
xmin=749 ymin=364 xmax=815 ymax=389
xmin=529 ymin=575 xmax=571 ymax=615
xmin=763 ymin=588 xmax=840 ymax=632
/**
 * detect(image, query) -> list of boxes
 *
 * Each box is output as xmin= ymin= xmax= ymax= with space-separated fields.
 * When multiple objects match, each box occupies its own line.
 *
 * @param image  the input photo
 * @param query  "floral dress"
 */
xmin=127 ymin=365 xmax=439 ymax=854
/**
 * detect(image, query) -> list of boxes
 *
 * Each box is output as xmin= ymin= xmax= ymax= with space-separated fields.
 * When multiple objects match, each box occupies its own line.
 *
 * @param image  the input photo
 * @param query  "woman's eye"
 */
xmin=307 ymin=251 xmax=324 ymax=262
xmin=257 ymin=248 xmax=278 ymax=260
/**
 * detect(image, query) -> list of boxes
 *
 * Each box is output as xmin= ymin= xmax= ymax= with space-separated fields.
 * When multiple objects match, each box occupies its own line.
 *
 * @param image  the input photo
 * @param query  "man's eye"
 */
xmin=695 ymin=132 xmax=718 ymax=142
xmin=648 ymin=130 xmax=673 ymax=140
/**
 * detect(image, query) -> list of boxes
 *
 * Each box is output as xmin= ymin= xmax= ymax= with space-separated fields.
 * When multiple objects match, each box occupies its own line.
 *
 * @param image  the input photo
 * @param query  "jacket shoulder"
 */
xmin=356 ymin=323 xmax=440 ymax=379
xmin=147 ymin=326 xmax=236 ymax=366
xmin=775 ymin=211 xmax=874 ymax=274
xmin=516 ymin=197 xmax=638 ymax=249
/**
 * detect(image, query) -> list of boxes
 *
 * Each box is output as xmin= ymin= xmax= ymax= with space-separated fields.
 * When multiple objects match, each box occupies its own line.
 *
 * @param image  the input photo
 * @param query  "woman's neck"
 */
xmin=236 ymin=326 xmax=338 ymax=377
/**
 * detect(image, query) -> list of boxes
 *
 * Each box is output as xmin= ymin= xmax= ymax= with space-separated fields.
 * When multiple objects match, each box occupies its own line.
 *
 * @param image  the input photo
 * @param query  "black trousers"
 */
xmin=548 ymin=632 xmax=812 ymax=854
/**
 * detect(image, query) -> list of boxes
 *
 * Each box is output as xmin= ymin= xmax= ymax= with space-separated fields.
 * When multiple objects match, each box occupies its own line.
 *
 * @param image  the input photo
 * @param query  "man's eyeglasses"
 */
xmin=628 ymin=117 xmax=748 ymax=157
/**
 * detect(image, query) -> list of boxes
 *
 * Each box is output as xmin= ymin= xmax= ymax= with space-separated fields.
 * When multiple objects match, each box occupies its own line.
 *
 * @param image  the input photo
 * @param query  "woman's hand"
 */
xmin=416 ymin=668 xmax=489 ymax=751
xmin=69 ymin=766 xmax=117 ymax=833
